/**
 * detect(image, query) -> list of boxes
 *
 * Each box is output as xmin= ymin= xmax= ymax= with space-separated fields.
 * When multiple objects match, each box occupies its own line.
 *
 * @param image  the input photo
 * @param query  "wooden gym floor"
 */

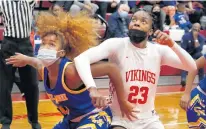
xmin=0 ymin=85 xmax=189 ymax=129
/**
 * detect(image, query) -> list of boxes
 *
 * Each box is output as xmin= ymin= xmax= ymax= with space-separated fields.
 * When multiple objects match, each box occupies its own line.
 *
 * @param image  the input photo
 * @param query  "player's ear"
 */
xmin=148 ymin=28 xmax=153 ymax=36
xmin=58 ymin=50 xmax=66 ymax=57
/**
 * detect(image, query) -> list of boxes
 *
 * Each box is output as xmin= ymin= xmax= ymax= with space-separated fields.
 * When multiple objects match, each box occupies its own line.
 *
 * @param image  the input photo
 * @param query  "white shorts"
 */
xmin=111 ymin=110 xmax=164 ymax=129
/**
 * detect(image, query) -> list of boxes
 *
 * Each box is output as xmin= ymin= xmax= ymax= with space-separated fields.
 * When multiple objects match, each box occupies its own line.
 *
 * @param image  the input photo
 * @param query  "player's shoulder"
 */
xmin=104 ymin=37 xmax=128 ymax=44
xmin=147 ymin=41 xmax=169 ymax=52
xmin=147 ymin=41 xmax=162 ymax=48
xmin=102 ymin=37 xmax=128 ymax=48
xmin=63 ymin=62 xmax=76 ymax=80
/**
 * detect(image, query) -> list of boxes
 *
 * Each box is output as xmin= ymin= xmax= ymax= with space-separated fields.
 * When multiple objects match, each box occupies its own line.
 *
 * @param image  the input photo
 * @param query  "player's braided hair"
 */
xmin=131 ymin=8 xmax=156 ymax=30
xmin=36 ymin=11 xmax=98 ymax=60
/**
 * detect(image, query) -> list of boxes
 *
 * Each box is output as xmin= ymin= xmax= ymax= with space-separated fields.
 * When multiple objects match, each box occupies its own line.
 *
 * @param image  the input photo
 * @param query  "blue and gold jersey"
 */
xmin=198 ymin=76 xmax=206 ymax=93
xmin=187 ymin=86 xmax=206 ymax=128
xmin=42 ymin=57 xmax=96 ymax=120
xmin=186 ymin=54 xmax=206 ymax=128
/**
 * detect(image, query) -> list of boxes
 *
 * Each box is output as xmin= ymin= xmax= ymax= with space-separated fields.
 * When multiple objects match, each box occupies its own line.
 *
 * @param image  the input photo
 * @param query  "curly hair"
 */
xmin=36 ymin=11 xmax=98 ymax=60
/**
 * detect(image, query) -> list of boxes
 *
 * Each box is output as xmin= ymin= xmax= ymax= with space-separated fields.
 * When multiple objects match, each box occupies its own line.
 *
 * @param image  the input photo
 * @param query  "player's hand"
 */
xmin=180 ymin=92 xmax=190 ymax=110
xmin=153 ymin=30 xmax=174 ymax=47
xmin=118 ymin=99 xmax=139 ymax=121
xmin=6 ymin=53 xmax=28 ymax=67
xmin=89 ymin=87 xmax=108 ymax=109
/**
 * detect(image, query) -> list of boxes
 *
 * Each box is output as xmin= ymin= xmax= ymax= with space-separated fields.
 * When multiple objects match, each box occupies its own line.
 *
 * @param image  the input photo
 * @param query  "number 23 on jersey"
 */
xmin=128 ymin=86 xmax=149 ymax=104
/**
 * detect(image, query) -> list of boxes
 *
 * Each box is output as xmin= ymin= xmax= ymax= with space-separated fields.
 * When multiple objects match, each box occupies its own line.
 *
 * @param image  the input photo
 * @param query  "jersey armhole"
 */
xmin=61 ymin=62 xmax=87 ymax=94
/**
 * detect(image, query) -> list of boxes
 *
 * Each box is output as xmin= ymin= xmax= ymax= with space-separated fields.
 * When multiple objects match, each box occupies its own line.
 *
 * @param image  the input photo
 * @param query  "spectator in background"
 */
xmin=174 ymin=3 xmax=192 ymax=32
xmin=31 ymin=13 xmax=38 ymax=33
xmin=187 ymin=1 xmax=204 ymax=24
xmin=152 ymin=4 xmax=163 ymax=31
xmin=107 ymin=4 xmax=130 ymax=38
xmin=107 ymin=0 xmax=120 ymax=13
xmin=50 ymin=3 xmax=64 ymax=16
xmin=134 ymin=0 xmax=156 ymax=11
xmin=54 ymin=1 xmax=74 ymax=12
xmin=132 ymin=1 xmax=165 ymax=30
xmin=94 ymin=0 xmax=109 ymax=22
xmin=69 ymin=0 xmax=99 ymax=16
xmin=160 ymin=0 xmax=176 ymax=27
xmin=202 ymin=1 xmax=206 ymax=14
xmin=180 ymin=23 xmax=205 ymax=87
xmin=200 ymin=15 xmax=206 ymax=30
xmin=200 ymin=1 xmax=206 ymax=30
xmin=122 ymin=0 xmax=137 ymax=11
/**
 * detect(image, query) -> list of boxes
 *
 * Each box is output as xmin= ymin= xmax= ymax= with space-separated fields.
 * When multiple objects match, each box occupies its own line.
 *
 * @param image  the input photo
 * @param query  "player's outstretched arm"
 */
xmin=180 ymin=56 xmax=206 ymax=110
xmin=74 ymin=38 xmax=121 ymax=89
xmin=5 ymin=53 xmax=43 ymax=72
xmin=154 ymin=30 xmax=197 ymax=72
xmin=65 ymin=62 xmax=137 ymax=120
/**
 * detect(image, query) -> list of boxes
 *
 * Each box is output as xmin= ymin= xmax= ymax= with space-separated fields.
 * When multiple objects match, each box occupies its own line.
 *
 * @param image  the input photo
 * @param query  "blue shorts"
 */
xmin=53 ymin=107 xmax=112 ymax=129
xmin=187 ymin=86 xmax=206 ymax=128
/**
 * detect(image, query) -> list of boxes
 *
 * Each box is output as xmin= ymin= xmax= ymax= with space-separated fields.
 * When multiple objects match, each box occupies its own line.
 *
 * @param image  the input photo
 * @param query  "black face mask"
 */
xmin=153 ymin=11 xmax=160 ymax=16
xmin=128 ymin=29 xmax=147 ymax=44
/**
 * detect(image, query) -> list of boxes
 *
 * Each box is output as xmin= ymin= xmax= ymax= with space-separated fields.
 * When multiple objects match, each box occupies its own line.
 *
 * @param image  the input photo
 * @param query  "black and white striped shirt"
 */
xmin=0 ymin=0 xmax=36 ymax=38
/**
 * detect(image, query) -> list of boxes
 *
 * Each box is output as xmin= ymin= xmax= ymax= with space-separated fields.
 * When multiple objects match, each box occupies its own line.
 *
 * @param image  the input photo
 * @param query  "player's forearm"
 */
xmin=74 ymin=47 xmax=110 ymax=88
xmin=171 ymin=43 xmax=197 ymax=72
xmin=74 ymin=38 xmax=119 ymax=89
xmin=185 ymin=70 xmax=198 ymax=94
xmin=25 ymin=56 xmax=43 ymax=70
xmin=74 ymin=55 xmax=97 ymax=88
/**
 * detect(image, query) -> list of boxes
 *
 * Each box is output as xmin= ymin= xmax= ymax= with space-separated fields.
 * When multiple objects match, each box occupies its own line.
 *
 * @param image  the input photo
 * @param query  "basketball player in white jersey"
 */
xmin=74 ymin=10 xmax=197 ymax=129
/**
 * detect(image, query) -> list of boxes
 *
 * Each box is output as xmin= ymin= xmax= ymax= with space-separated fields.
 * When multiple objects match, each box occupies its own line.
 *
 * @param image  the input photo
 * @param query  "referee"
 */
xmin=0 ymin=1 xmax=41 ymax=129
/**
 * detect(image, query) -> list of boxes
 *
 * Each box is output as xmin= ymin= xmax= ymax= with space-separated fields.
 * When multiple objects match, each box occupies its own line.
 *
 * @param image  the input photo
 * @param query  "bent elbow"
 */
xmin=107 ymin=62 xmax=118 ymax=69
xmin=188 ymin=60 xmax=197 ymax=73
xmin=107 ymin=63 xmax=120 ymax=74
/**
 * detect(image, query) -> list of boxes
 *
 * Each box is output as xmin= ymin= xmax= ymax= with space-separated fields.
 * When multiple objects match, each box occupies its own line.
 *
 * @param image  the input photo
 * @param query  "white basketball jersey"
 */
xmin=108 ymin=37 xmax=164 ymax=118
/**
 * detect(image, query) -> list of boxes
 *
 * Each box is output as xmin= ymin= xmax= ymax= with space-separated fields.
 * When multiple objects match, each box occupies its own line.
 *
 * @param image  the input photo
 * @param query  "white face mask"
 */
xmin=37 ymin=48 xmax=59 ymax=67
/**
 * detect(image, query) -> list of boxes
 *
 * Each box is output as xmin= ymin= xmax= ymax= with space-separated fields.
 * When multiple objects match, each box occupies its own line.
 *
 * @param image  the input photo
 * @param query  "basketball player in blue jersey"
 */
xmin=6 ymin=12 xmax=137 ymax=129
xmin=180 ymin=54 xmax=206 ymax=128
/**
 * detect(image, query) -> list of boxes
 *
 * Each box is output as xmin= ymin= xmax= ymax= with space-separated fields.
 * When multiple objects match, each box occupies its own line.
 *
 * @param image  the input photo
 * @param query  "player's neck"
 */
xmin=47 ymin=59 xmax=61 ymax=76
xmin=132 ymin=40 xmax=147 ymax=48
